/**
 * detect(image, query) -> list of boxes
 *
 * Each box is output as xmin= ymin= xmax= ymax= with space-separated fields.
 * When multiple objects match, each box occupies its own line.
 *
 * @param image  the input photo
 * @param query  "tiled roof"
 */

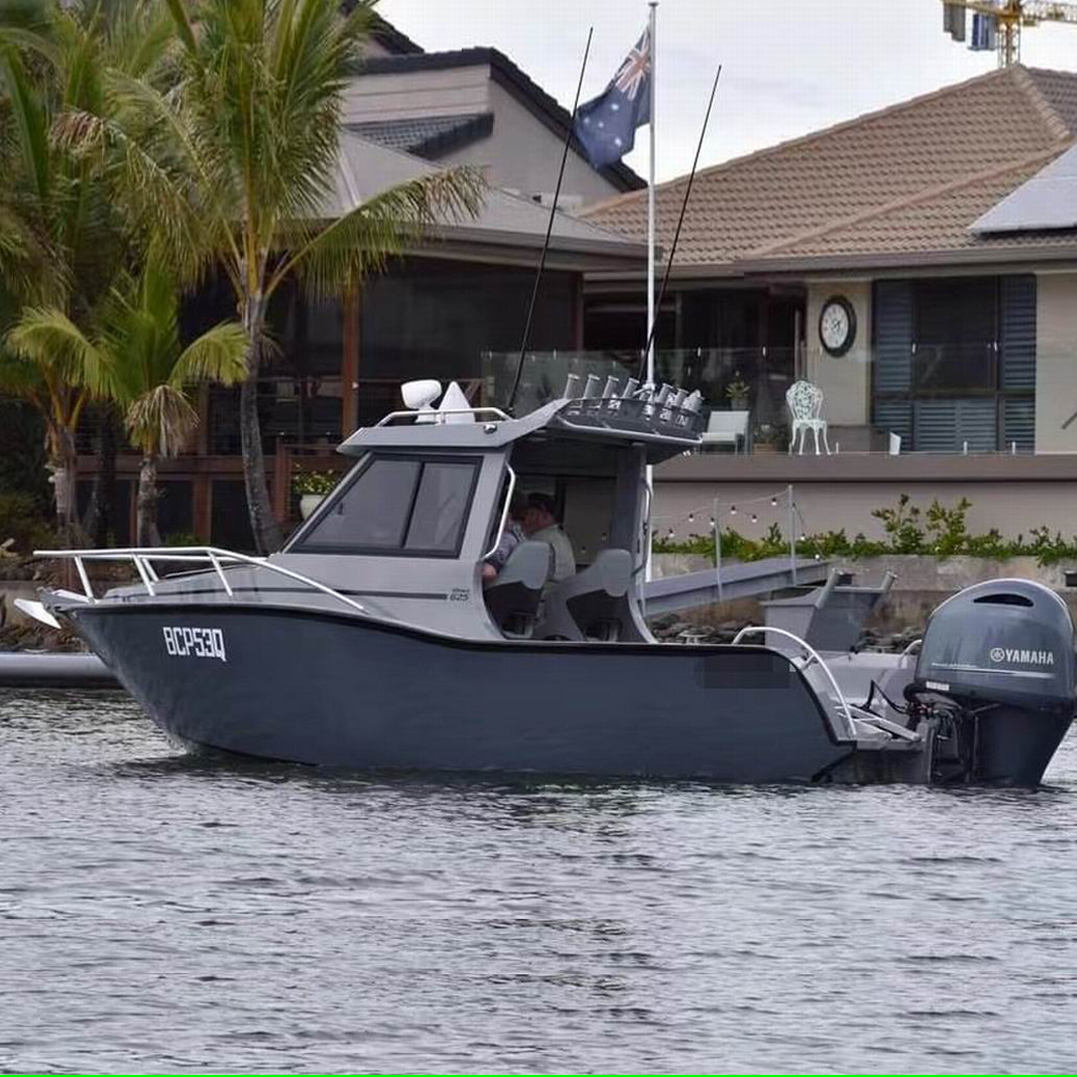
xmin=583 ymin=65 xmax=1077 ymax=272
xmin=346 ymin=113 xmax=493 ymax=158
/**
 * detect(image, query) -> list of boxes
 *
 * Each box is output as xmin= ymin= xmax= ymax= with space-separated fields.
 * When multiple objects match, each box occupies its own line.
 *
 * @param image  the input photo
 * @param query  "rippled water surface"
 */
xmin=3 ymin=690 xmax=1077 ymax=1073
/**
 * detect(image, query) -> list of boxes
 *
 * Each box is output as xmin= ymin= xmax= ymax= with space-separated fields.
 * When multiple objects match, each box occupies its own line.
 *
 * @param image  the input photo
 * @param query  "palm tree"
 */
xmin=8 ymin=260 xmax=248 ymax=545
xmin=64 ymin=0 xmax=485 ymax=552
xmin=0 ymin=0 xmax=176 ymax=538
xmin=1 ymin=307 xmax=109 ymax=536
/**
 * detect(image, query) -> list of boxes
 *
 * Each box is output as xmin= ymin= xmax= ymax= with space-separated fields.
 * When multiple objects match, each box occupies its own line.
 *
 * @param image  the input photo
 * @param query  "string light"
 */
xmin=771 ymin=496 xmax=778 ymax=507
xmin=750 ymin=513 xmax=758 ymax=524
xmin=730 ymin=506 xmax=737 ymax=515
xmin=687 ymin=513 xmax=694 ymax=523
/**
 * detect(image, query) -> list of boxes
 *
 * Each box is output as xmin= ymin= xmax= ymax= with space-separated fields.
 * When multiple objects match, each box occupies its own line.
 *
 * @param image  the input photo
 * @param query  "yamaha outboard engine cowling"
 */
xmin=909 ymin=579 xmax=1076 ymax=785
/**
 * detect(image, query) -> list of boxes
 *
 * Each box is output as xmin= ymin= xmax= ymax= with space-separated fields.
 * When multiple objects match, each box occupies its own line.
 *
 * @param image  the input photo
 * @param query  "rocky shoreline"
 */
xmin=647 ymin=612 xmax=923 ymax=652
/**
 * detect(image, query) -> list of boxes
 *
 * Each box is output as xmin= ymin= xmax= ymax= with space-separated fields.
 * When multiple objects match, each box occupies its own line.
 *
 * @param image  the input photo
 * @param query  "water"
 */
xmin=2 ymin=691 xmax=1077 ymax=1074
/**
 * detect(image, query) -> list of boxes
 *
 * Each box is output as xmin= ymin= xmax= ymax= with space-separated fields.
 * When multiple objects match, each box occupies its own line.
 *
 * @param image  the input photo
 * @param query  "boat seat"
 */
xmin=536 ymin=548 xmax=633 ymax=642
xmin=483 ymin=540 xmax=553 ymax=639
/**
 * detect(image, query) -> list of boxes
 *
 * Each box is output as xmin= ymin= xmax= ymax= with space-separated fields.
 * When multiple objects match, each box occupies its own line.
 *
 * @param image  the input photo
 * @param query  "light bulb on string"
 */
xmin=771 ymin=496 xmax=778 ymax=507
xmin=708 ymin=517 xmax=715 ymax=528
xmin=688 ymin=513 xmax=694 ymax=523
xmin=750 ymin=513 xmax=758 ymax=524
xmin=730 ymin=506 xmax=737 ymax=516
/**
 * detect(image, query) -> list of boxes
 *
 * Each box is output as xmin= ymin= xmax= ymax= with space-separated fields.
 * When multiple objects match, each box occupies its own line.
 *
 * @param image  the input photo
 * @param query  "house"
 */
xmin=73 ymin=21 xmax=646 ymax=548
xmin=343 ymin=37 xmax=643 ymax=207
xmin=582 ymin=64 xmax=1077 ymax=539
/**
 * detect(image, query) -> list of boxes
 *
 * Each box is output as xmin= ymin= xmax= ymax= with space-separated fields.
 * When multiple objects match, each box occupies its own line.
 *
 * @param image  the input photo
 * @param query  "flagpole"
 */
xmin=646 ymin=0 xmax=657 ymax=389
xmin=644 ymin=0 xmax=657 ymax=585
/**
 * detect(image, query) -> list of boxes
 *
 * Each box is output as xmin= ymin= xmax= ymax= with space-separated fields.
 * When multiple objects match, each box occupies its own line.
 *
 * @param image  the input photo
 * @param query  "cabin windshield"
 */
xmin=291 ymin=453 xmax=481 ymax=557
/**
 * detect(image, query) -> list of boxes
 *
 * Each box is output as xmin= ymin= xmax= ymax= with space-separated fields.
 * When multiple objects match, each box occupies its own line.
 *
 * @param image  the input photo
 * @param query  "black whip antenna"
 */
xmin=507 ymin=27 xmax=593 ymax=413
xmin=638 ymin=64 xmax=722 ymax=384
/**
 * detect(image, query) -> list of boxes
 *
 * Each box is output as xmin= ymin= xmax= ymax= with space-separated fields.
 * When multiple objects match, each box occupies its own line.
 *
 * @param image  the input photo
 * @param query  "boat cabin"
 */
xmin=274 ymin=378 xmax=705 ymax=642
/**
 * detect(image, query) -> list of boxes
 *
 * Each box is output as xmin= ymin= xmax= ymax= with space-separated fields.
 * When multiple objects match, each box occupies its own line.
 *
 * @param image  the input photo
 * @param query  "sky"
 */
xmin=375 ymin=0 xmax=1077 ymax=183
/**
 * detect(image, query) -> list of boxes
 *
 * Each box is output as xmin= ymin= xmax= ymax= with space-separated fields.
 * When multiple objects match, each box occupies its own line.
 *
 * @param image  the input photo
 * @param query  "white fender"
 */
xmin=13 ymin=599 xmax=61 ymax=630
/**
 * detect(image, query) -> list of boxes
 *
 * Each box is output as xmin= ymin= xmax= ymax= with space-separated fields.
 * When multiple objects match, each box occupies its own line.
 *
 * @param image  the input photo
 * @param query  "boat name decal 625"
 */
xmin=162 ymin=626 xmax=227 ymax=663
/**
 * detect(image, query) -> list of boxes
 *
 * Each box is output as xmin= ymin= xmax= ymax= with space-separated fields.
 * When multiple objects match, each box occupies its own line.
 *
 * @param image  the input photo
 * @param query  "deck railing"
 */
xmin=34 ymin=546 xmax=368 ymax=616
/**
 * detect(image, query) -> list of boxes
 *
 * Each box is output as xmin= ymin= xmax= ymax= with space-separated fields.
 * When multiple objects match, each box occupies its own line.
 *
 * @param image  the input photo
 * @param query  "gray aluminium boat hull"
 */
xmin=59 ymin=601 xmax=856 ymax=782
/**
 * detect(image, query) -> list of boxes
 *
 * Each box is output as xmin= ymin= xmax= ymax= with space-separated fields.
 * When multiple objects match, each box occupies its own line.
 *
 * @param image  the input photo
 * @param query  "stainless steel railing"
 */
xmin=34 ymin=546 xmax=368 ymax=616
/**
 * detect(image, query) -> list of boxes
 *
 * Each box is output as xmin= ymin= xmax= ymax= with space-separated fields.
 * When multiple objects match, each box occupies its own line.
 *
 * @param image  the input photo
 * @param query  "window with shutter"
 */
xmin=872 ymin=276 xmax=1035 ymax=452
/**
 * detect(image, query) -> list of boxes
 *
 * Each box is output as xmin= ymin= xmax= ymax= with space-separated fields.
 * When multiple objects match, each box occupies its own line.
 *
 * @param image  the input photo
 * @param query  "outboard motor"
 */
xmin=907 ymin=579 xmax=1076 ymax=785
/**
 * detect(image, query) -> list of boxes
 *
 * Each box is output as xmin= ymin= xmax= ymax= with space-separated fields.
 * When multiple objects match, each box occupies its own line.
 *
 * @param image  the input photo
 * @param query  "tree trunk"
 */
xmin=240 ymin=297 xmax=283 ymax=554
xmin=50 ymin=425 xmax=79 ymax=544
xmin=96 ymin=407 xmax=119 ymax=548
xmin=136 ymin=453 xmax=162 ymax=548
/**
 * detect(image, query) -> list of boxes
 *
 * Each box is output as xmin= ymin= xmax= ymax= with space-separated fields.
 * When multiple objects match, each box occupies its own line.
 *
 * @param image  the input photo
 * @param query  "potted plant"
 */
xmin=725 ymin=372 xmax=750 ymax=411
xmin=292 ymin=468 xmax=339 ymax=519
xmin=752 ymin=422 xmax=787 ymax=454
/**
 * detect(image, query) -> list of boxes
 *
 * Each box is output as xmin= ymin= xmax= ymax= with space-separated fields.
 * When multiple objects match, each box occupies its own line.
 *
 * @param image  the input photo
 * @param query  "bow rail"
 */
xmin=33 ymin=546 xmax=367 ymax=616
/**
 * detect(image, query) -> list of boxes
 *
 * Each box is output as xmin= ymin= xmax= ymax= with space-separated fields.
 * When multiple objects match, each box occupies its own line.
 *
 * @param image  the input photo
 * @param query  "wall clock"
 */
xmin=819 ymin=295 xmax=857 ymax=357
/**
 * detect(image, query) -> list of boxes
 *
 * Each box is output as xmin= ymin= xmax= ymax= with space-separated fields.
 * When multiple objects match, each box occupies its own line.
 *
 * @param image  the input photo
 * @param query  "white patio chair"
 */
xmin=786 ymin=381 xmax=830 ymax=455
xmin=700 ymin=409 xmax=749 ymax=453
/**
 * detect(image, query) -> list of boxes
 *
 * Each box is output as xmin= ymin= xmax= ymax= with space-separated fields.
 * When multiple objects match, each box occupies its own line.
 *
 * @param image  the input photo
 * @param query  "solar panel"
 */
xmin=970 ymin=144 xmax=1077 ymax=234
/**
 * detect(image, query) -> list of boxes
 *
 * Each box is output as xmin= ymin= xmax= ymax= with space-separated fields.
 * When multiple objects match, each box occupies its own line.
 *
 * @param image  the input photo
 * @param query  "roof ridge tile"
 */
xmin=582 ymin=64 xmax=1020 ymax=219
xmin=1011 ymin=65 xmax=1073 ymax=140
xmin=745 ymin=142 xmax=1073 ymax=263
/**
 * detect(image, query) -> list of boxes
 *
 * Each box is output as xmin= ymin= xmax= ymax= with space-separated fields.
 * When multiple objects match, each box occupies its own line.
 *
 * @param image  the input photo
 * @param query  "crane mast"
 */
xmin=942 ymin=0 xmax=1077 ymax=67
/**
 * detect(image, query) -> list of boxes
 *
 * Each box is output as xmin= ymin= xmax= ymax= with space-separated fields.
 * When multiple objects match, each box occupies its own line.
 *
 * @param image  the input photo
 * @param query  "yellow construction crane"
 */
xmin=942 ymin=0 xmax=1077 ymax=67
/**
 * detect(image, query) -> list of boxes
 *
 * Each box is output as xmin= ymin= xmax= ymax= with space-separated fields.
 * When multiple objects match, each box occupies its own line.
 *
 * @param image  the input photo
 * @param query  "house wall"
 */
xmin=342 ymin=65 xmax=491 ymax=123
xmin=342 ymin=66 xmax=621 ymax=207
xmin=439 ymin=80 xmax=620 ymax=207
xmin=804 ymin=280 xmax=872 ymax=426
xmin=1035 ymin=271 xmax=1077 ymax=453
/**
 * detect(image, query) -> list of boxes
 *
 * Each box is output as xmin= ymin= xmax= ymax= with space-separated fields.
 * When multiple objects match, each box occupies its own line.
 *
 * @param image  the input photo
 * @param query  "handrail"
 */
xmin=731 ymin=624 xmax=855 ymax=739
xmin=482 ymin=464 xmax=517 ymax=561
xmin=635 ymin=479 xmax=652 ymax=578
xmin=34 ymin=546 xmax=368 ymax=617
xmin=375 ymin=406 xmax=510 ymax=428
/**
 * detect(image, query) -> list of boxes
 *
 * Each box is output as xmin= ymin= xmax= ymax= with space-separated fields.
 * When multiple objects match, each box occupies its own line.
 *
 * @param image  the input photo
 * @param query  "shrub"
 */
xmin=0 ymin=492 xmax=56 ymax=555
xmin=653 ymin=495 xmax=1077 ymax=567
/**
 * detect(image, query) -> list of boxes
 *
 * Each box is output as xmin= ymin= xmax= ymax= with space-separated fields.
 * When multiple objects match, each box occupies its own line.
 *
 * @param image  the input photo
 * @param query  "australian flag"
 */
xmin=573 ymin=26 xmax=651 ymax=169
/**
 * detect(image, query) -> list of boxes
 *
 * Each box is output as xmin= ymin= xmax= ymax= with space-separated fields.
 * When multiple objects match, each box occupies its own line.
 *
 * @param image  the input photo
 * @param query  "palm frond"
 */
xmin=0 ymin=45 xmax=51 ymax=201
xmin=169 ymin=321 xmax=248 ymax=387
xmin=5 ymin=305 xmax=111 ymax=396
xmin=270 ymin=166 xmax=487 ymax=300
xmin=0 ymin=0 xmax=60 ymax=69
xmin=163 ymin=0 xmax=198 ymax=55
xmin=53 ymin=106 xmax=212 ymax=286
xmin=125 ymin=381 xmax=198 ymax=457
xmin=0 ymin=346 xmax=46 ymax=399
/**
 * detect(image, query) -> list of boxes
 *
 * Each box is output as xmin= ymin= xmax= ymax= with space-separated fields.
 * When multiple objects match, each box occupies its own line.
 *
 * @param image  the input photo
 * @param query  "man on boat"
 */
xmin=482 ymin=494 xmax=526 ymax=581
xmin=521 ymin=492 xmax=576 ymax=581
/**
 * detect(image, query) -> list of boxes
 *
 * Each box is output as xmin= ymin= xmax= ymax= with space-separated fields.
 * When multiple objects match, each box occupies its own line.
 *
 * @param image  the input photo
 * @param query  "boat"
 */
xmin=22 ymin=377 xmax=1077 ymax=785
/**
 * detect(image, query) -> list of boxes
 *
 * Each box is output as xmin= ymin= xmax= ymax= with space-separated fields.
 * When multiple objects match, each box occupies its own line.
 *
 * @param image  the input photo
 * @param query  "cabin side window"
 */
xmin=292 ymin=455 xmax=479 ymax=557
